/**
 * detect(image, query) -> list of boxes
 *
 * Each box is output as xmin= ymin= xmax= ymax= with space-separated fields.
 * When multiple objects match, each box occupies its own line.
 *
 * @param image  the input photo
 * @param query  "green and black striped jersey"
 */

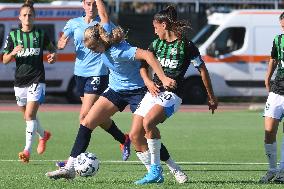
xmin=149 ymin=37 xmax=204 ymax=96
xmin=271 ymin=34 xmax=284 ymax=95
xmin=3 ymin=28 xmax=53 ymax=87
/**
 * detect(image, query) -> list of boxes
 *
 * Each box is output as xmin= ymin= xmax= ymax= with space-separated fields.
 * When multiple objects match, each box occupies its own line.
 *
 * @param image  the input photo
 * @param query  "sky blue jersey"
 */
xmin=100 ymin=22 xmax=145 ymax=91
xmin=63 ymin=16 xmax=108 ymax=77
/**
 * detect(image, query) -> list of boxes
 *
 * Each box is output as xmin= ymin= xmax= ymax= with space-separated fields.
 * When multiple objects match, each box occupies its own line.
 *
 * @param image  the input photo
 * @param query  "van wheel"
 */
xmin=182 ymin=78 xmax=207 ymax=104
xmin=66 ymin=77 xmax=80 ymax=104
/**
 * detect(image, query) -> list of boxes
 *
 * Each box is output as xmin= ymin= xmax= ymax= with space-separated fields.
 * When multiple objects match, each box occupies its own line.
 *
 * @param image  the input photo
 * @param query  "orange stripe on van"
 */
xmin=203 ymin=55 xmax=270 ymax=63
xmin=43 ymin=53 xmax=76 ymax=62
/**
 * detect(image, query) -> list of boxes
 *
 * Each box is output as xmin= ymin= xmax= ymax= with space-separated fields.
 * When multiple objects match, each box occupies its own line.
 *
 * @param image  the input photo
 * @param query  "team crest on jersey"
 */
xmin=170 ymin=48 xmax=177 ymax=56
xmin=33 ymin=37 xmax=39 ymax=45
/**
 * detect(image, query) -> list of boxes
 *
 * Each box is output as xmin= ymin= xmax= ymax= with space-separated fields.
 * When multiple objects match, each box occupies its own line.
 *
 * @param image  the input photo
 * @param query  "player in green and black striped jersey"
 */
xmin=134 ymin=6 xmax=218 ymax=184
xmin=261 ymin=12 xmax=284 ymax=183
xmin=2 ymin=0 xmax=56 ymax=164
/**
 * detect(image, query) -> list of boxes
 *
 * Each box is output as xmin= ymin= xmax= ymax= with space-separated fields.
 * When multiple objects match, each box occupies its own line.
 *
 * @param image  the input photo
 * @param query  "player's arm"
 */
xmin=44 ymin=33 xmax=57 ymax=64
xmin=198 ymin=63 xmax=218 ymax=114
xmin=2 ymin=35 xmax=22 ymax=64
xmin=96 ymin=0 xmax=109 ymax=24
xmin=57 ymin=34 xmax=69 ymax=50
xmin=135 ymin=49 xmax=176 ymax=90
xmin=140 ymin=62 xmax=159 ymax=96
xmin=265 ymin=58 xmax=278 ymax=92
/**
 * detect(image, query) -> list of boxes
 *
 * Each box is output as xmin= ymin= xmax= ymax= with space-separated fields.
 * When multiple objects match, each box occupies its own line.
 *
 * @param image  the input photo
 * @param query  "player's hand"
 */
xmin=47 ymin=53 xmax=56 ymax=64
xmin=145 ymin=80 xmax=160 ymax=96
xmin=11 ymin=45 xmax=23 ymax=56
xmin=208 ymin=96 xmax=218 ymax=114
xmin=57 ymin=36 xmax=69 ymax=50
xmin=161 ymin=77 xmax=176 ymax=90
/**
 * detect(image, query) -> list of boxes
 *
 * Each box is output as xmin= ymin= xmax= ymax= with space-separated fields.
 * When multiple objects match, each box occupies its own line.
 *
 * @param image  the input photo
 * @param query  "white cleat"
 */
xmin=259 ymin=170 xmax=277 ymax=183
xmin=171 ymin=169 xmax=188 ymax=184
xmin=274 ymin=170 xmax=284 ymax=183
xmin=45 ymin=167 xmax=76 ymax=180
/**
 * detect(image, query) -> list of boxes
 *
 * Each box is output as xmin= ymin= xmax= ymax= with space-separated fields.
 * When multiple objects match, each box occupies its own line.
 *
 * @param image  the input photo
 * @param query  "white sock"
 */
xmin=136 ymin=150 xmax=151 ymax=171
xmin=24 ymin=120 xmax=37 ymax=153
xmin=65 ymin=156 xmax=75 ymax=169
xmin=36 ymin=117 xmax=45 ymax=139
xmin=147 ymin=139 xmax=161 ymax=165
xmin=279 ymin=138 xmax=284 ymax=170
xmin=165 ymin=157 xmax=181 ymax=172
xmin=265 ymin=142 xmax=277 ymax=171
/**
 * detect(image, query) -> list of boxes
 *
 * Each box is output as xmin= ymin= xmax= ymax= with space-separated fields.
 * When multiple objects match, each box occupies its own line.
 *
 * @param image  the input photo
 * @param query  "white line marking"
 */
xmin=0 ymin=160 xmax=268 ymax=165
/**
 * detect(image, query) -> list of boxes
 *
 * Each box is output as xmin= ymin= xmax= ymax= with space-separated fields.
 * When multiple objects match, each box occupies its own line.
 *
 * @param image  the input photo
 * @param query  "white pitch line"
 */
xmin=0 ymin=159 xmax=268 ymax=165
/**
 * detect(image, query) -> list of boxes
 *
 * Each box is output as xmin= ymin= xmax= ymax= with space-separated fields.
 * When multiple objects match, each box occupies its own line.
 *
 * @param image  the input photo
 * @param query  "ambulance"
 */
xmin=0 ymin=2 xmax=83 ymax=102
xmin=183 ymin=9 xmax=283 ymax=104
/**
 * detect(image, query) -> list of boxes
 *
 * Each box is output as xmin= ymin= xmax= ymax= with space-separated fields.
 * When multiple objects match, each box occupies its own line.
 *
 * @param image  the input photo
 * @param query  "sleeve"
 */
xmin=63 ymin=19 xmax=74 ymax=38
xmin=2 ymin=33 xmax=14 ymax=54
xmin=186 ymin=40 xmax=204 ymax=68
xmin=102 ymin=21 xmax=116 ymax=34
xmin=115 ymin=42 xmax=137 ymax=62
xmin=271 ymin=36 xmax=278 ymax=60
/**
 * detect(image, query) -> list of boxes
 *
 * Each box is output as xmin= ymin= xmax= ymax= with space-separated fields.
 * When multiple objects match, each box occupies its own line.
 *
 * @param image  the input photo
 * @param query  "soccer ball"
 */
xmin=74 ymin=152 xmax=100 ymax=177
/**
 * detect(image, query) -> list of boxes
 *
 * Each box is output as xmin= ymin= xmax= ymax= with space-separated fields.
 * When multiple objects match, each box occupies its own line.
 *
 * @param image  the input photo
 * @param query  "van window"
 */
xmin=207 ymin=27 xmax=245 ymax=57
xmin=35 ymin=24 xmax=55 ymax=45
xmin=0 ymin=24 xmax=5 ymax=49
xmin=192 ymin=24 xmax=218 ymax=47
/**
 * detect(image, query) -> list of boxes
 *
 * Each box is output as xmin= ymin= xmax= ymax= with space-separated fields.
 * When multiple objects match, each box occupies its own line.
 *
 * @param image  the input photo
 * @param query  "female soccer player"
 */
xmin=132 ymin=6 xmax=218 ymax=184
xmin=2 ymin=0 xmax=56 ymax=163
xmin=45 ymin=1 xmax=177 ymax=179
xmin=56 ymin=0 xmax=131 ymax=162
xmin=260 ymin=12 xmax=284 ymax=183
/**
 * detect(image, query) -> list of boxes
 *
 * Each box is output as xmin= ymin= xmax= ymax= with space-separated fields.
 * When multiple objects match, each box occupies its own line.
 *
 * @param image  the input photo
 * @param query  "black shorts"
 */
xmin=101 ymin=87 xmax=147 ymax=112
xmin=75 ymin=75 xmax=108 ymax=97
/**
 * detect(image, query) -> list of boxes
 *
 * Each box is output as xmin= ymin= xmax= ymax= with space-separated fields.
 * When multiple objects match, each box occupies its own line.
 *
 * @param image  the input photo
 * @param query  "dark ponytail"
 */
xmin=154 ymin=5 xmax=189 ymax=39
xmin=21 ymin=0 xmax=35 ymax=16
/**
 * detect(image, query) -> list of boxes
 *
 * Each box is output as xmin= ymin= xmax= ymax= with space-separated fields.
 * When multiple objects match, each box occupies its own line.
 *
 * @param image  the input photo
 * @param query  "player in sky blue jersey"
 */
xmin=45 ymin=0 xmax=177 ymax=180
xmin=56 ymin=0 xmax=130 ymax=163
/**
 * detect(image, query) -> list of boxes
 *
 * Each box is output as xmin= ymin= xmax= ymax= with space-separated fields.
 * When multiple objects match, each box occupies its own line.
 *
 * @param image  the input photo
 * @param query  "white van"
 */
xmin=183 ymin=9 xmax=283 ymax=104
xmin=0 ymin=3 xmax=84 ymax=102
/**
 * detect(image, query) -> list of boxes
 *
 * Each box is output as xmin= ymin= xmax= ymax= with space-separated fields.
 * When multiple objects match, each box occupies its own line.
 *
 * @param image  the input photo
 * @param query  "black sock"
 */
xmin=105 ymin=121 xmax=125 ymax=144
xmin=160 ymin=143 xmax=170 ymax=162
xmin=70 ymin=124 xmax=92 ymax=158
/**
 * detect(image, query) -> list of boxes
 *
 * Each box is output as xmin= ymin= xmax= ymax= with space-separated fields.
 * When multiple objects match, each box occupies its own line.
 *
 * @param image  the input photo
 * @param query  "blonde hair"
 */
xmin=84 ymin=24 xmax=126 ymax=51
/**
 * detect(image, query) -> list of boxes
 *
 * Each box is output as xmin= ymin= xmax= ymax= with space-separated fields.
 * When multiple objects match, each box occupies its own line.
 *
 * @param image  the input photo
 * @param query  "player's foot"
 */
xmin=37 ymin=131 xmax=51 ymax=154
xmin=259 ymin=169 xmax=277 ymax=183
xmin=45 ymin=167 xmax=76 ymax=180
xmin=170 ymin=169 xmax=188 ymax=184
xmin=18 ymin=150 xmax=30 ymax=163
xmin=135 ymin=164 xmax=164 ymax=185
xmin=274 ymin=169 xmax=284 ymax=183
xmin=56 ymin=160 xmax=67 ymax=168
xmin=119 ymin=134 xmax=131 ymax=161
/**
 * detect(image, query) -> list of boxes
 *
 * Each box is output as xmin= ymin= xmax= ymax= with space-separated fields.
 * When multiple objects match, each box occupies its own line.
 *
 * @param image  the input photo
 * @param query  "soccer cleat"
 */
xmin=170 ymin=169 xmax=188 ymax=184
xmin=259 ymin=169 xmax=277 ymax=183
xmin=45 ymin=167 xmax=76 ymax=180
xmin=274 ymin=170 xmax=284 ymax=183
xmin=119 ymin=134 xmax=131 ymax=161
xmin=56 ymin=160 xmax=67 ymax=168
xmin=18 ymin=150 xmax=30 ymax=163
xmin=135 ymin=164 xmax=164 ymax=185
xmin=37 ymin=131 xmax=51 ymax=154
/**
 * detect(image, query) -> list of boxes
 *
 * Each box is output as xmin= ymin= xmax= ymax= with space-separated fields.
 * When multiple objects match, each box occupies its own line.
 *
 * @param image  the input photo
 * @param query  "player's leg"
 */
xmin=260 ymin=92 xmax=282 ymax=183
xmin=81 ymin=76 xmax=129 ymax=160
xmin=46 ymin=96 xmax=119 ymax=179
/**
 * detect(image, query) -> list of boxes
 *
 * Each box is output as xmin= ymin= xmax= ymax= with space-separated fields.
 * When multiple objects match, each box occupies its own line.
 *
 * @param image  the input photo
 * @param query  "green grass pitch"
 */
xmin=0 ymin=110 xmax=284 ymax=188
